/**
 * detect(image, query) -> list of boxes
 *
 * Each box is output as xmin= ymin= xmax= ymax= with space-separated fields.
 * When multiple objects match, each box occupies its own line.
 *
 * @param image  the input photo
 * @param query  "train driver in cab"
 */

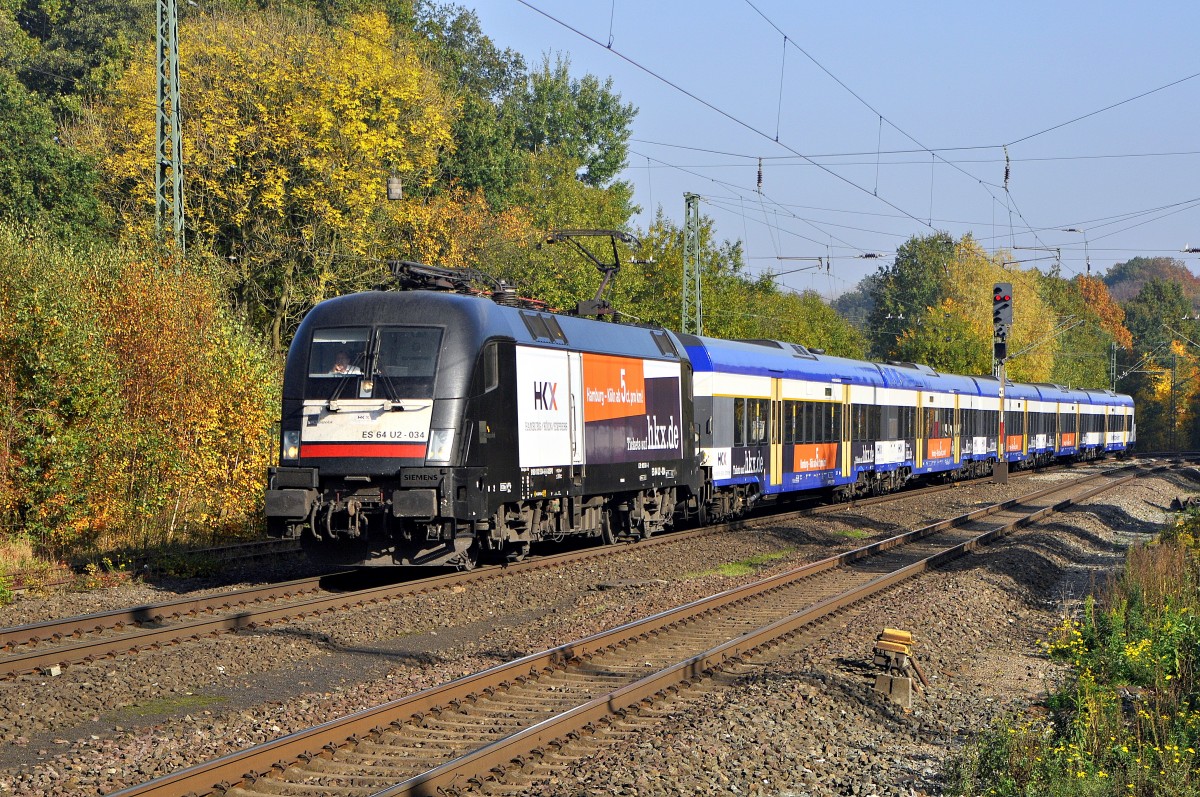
xmin=330 ymin=349 xmax=362 ymax=375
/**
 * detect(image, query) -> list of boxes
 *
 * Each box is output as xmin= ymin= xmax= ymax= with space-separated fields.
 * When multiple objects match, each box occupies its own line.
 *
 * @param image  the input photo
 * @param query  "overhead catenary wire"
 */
xmin=738 ymin=0 xmax=1050 ymax=251
xmin=630 ymin=138 xmax=1200 ymax=165
xmin=514 ymin=0 xmax=939 ymax=233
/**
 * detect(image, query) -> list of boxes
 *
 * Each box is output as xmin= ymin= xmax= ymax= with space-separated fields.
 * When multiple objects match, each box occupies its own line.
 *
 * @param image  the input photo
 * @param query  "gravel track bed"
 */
xmin=0 ymin=464 xmax=1186 ymax=796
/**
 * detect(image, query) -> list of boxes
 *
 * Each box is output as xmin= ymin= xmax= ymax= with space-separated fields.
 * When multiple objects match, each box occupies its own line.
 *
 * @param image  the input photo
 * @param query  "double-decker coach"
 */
xmin=680 ymin=335 xmax=1134 ymax=512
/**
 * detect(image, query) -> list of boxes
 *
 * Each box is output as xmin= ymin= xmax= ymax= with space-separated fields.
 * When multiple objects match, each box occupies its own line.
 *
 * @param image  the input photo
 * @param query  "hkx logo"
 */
xmin=533 ymin=381 xmax=558 ymax=411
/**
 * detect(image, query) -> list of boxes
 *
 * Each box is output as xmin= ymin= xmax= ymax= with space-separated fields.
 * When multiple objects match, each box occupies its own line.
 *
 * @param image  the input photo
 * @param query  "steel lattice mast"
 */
xmin=682 ymin=193 xmax=702 ymax=335
xmin=155 ymin=0 xmax=184 ymax=252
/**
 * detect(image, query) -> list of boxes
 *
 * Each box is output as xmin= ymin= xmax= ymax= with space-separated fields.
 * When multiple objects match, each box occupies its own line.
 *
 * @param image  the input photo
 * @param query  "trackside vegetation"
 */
xmin=0 ymin=226 xmax=278 ymax=560
xmin=947 ymin=509 xmax=1200 ymax=796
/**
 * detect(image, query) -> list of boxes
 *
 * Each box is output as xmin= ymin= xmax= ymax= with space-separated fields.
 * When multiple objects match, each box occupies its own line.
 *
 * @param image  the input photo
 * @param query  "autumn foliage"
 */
xmin=0 ymin=225 xmax=277 ymax=556
xmin=74 ymin=10 xmax=461 ymax=351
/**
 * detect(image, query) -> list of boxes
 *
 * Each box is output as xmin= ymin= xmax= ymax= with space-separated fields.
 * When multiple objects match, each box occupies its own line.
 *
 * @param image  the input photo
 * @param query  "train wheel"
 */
xmin=505 ymin=541 xmax=530 ymax=563
xmin=601 ymin=509 xmax=617 ymax=545
xmin=451 ymin=544 xmax=478 ymax=571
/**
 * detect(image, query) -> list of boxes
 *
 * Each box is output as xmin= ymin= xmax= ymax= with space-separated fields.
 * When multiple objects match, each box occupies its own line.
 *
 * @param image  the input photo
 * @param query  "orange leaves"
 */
xmin=388 ymin=186 xmax=535 ymax=270
xmin=0 ymin=226 xmax=277 ymax=553
xmin=1077 ymin=275 xmax=1133 ymax=350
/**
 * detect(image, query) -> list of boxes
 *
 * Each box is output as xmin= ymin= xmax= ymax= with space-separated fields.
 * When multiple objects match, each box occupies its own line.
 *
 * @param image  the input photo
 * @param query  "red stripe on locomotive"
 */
xmin=301 ymin=443 xmax=426 ymax=458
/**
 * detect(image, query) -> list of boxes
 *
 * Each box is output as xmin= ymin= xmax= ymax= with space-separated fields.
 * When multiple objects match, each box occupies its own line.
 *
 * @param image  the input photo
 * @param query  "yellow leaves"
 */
xmin=81 ymin=8 xmax=456 ymax=266
xmin=937 ymin=236 xmax=1058 ymax=382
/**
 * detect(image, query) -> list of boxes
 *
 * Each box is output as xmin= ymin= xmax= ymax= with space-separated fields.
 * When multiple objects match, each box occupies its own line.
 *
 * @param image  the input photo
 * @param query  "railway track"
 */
xmin=0 ymin=459 xmax=1095 ymax=681
xmin=108 ymin=461 xmax=1148 ymax=797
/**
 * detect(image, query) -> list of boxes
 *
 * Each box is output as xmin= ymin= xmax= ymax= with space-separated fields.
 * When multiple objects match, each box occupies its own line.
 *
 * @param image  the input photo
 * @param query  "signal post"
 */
xmin=992 ymin=283 xmax=1012 ymax=483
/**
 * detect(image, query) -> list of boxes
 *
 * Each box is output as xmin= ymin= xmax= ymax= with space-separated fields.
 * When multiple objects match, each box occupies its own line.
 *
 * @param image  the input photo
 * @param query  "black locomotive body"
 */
xmin=266 ymin=290 xmax=702 ymax=567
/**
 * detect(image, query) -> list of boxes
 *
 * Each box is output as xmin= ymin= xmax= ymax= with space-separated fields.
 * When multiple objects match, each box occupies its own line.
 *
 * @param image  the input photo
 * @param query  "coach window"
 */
xmin=879 ymin=406 xmax=895 ymax=440
xmin=1005 ymin=409 xmax=1024 ymax=436
xmin=750 ymin=399 xmax=768 ymax=445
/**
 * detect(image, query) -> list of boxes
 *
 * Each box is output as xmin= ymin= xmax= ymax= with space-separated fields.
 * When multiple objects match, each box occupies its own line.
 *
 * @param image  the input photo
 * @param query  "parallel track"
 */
xmin=108 ymin=462 xmax=1148 ymax=797
xmin=0 ymin=460 xmax=1082 ymax=680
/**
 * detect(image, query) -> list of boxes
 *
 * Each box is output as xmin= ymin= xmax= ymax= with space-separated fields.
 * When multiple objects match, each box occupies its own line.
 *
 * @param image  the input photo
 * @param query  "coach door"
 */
xmin=953 ymin=394 xmax=962 ymax=462
xmin=769 ymin=377 xmax=784 ymax=487
xmin=841 ymin=385 xmax=852 ymax=478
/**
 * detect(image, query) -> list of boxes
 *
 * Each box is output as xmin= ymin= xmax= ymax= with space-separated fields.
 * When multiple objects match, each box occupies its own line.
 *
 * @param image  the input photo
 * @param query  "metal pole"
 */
xmin=156 ymin=0 xmax=184 ymax=253
xmin=681 ymin=193 xmax=702 ymax=335
xmin=994 ymin=363 xmax=1008 ymax=483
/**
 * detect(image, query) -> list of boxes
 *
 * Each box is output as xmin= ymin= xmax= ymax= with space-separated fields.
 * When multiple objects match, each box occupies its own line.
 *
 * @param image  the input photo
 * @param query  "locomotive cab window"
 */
xmin=309 ymin=328 xmax=369 ymax=377
xmin=470 ymin=341 xmax=500 ymax=395
xmin=374 ymin=327 xmax=443 ymax=399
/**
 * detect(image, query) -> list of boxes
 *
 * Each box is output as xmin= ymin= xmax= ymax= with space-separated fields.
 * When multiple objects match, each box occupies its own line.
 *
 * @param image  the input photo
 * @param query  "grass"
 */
xmin=0 ymin=535 xmax=40 ymax=574
xmin=0 ymin=535 xmax=63 ymax=604
xmin=691 ymin=550 xmax=794 ymax=579
xmin=112 ymin=693 xmax=225 ymax=719
xmin=945 ymin=508 xmax=1200 ymax=797
xmin=834 ymin=529 xmax=872 ymax=540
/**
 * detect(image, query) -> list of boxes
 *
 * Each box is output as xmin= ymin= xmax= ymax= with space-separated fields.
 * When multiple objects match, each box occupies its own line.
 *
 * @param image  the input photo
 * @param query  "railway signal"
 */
xmin=992 ymin=282 xmax=1012 ymax=362
xmin=992 ymin=283 xmax=1012 ymax=339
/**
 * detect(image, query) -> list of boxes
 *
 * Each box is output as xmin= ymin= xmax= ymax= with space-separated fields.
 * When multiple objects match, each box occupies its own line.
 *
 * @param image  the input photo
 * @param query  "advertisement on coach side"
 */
xmin=515 ymin=348 xmax=683 ymax=470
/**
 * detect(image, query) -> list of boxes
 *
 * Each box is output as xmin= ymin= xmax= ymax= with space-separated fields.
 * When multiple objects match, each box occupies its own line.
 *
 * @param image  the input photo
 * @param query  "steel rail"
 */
xmin=106 ymin=463 xmax=1144 ymax=797
xmin=0 ymin=461 xmax=1080 ymax=679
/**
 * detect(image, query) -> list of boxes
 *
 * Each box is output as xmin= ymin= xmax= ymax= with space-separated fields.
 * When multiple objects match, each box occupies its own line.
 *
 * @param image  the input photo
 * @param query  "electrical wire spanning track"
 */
xmin=110 ymin=462 xmax=1149 ymax=797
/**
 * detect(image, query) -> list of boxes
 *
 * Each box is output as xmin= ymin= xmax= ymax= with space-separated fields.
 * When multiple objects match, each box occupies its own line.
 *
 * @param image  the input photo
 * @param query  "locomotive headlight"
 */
xmin=281 ymin=430 xmax=301 ymax=461
xmin=425 ymin=428 xmax=455 ymax=465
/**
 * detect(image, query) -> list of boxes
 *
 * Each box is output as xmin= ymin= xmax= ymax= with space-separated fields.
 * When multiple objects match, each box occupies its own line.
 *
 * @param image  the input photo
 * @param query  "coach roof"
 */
xmin=681 ymin=334 xmax=984 ymax=394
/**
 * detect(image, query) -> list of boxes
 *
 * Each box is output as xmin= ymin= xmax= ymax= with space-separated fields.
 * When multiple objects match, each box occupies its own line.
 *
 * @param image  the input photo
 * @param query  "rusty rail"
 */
xmin=107 ymin=463 xmax=1144 ymax=797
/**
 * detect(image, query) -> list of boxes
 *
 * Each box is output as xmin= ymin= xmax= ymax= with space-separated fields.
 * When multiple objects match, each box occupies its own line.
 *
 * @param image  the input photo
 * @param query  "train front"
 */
xmin=265 ymin=291 xmax=497 ymax=568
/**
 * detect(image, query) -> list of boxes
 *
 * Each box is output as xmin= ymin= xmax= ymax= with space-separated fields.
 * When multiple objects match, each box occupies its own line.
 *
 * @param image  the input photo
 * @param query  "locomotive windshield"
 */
xmin=373 ymin=326 xmax=442 ymax=399
xmin=304 ymin=326 xmax=443 ymax=399
xmin=308 ymin=328 xmax=369 ymax=377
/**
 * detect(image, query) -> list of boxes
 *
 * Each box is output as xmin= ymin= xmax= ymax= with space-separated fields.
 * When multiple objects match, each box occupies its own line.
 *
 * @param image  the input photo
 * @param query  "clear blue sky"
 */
xmin=471 ymin=1 xmax=1200 ymax=299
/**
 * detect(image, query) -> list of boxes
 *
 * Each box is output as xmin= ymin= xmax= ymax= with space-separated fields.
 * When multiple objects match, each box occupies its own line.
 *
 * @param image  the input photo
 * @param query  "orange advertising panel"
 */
xmin=793 ymin=443 xmax=838 ymax=472
xmin=926 ymin=437 xmax=952 ymax=460
xmin=1061 ymin=432 xmax=1077 ymax=448
xmin=582 ymin=353 xmax=646 ymax=422
xmin=1006 ymin=435 xmax=1024 ymax=453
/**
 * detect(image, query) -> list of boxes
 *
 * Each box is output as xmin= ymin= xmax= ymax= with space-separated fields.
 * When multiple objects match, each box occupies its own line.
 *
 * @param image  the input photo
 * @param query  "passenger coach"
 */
xmin=681 ymin=336 xmax=1134 ymax=510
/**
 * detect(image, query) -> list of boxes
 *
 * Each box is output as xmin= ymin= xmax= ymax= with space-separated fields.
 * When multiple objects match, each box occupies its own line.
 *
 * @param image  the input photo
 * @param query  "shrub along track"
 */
xmin=0 ymin=463 xmax=1073 ymax=682
xmin=106 ymin=463 xmax=1148 ymax=797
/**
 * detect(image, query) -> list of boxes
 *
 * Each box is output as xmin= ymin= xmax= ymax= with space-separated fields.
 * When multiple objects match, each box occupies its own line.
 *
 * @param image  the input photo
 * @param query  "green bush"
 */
xmin=947 ymin=510 xmax=1200 ymax=796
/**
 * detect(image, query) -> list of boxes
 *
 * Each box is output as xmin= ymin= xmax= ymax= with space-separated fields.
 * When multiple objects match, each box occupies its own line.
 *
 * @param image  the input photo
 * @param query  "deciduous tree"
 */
xmin=75 ymin=10 xmax=457 ymax=350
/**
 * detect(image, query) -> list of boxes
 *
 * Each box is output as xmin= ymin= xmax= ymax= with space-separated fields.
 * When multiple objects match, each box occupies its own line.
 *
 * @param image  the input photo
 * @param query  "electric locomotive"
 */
xmin=265 ymin=279 xmax=701 ymax=568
